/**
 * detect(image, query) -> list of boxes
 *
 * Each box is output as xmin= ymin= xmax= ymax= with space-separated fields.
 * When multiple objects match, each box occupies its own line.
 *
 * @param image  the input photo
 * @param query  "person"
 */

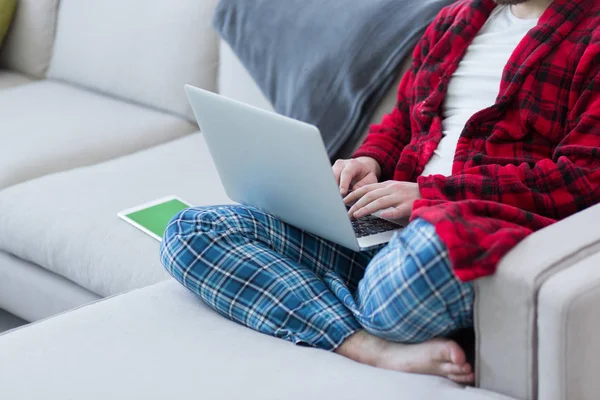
xmin=160 ymin=0 xmax=600 ymax=384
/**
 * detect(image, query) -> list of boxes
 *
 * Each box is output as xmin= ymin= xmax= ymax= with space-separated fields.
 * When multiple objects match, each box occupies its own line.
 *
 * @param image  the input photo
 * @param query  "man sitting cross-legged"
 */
xmin=161 ymin=0 xmax=600 ymax=384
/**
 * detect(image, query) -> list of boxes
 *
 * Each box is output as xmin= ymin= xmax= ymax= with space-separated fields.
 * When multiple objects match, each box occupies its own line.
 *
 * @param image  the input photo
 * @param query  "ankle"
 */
xmin=335 ymin=330 xmax=386 ymax=367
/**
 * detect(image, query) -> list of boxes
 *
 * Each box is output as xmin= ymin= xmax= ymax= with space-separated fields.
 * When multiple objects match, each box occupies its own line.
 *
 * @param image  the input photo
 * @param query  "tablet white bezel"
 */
xmin=117 ymin=195 xmax=193 ymax=242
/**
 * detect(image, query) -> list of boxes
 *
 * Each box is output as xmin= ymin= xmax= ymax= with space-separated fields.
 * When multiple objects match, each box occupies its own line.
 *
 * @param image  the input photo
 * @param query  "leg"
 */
xmin=356 ymin=218 xmax=474 ymax=342
xmin=160 ymin=205 xmax=381 ymax=350
xmin=336 ymin=218 xmax=475 ymax=382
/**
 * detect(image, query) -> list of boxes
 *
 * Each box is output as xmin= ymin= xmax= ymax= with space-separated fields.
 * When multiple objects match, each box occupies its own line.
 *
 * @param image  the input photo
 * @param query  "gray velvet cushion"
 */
xmin=214 ymin=0 xmax=454 ymax=158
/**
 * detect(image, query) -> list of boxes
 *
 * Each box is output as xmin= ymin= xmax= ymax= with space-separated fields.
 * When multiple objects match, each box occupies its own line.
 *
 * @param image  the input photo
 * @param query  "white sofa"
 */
xmin=0 ymin=0 xmax=403 ymax=319
xmin=1 ymin=1 xmax=599 ymax=399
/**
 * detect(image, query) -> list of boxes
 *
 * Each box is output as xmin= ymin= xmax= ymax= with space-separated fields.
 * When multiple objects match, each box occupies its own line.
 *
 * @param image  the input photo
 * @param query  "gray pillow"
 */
xmin=214 ymin=0 xmax=454 ymax=159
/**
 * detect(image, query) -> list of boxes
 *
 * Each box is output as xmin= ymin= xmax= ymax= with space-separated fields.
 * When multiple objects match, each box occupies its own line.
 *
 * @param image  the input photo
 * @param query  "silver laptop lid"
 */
xmin=185 ymin=85 xmax=360 ymax=251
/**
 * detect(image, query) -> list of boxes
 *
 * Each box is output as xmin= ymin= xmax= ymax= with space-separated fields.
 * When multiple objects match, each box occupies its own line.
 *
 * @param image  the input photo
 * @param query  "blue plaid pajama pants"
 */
xmin=160 ymin=205 xmax=474 ymax=350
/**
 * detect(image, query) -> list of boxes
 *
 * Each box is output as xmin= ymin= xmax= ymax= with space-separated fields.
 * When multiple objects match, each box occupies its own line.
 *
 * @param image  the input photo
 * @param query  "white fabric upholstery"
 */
xmin=474 ymin=203 xmax=600 ymax=400
xmin=48 ymin=0 xmax=220 ymax=120
xmin=0 ymin=281 xmax=516 ymax=400
xmin=0 ymin=134 xmax=232 ymax=297
xmin=0 ymin=309 xmax=26 ymax=333
xmin=0 ymin=69 xmax=32 ymax=89
xmin=218 ymin=41 xmax=273 ymax=111
xmin=217 ymin=39 xmax=411 ymax=158
xmin=0 ymin=80 xmax=194 ymax=189
xmin=538 ymin=252 xmax=600 ymax=400
xmin=0 ymin=0 xmax=58 ymax=78
xmin=0 ymin=251 xmax=100 ymax=322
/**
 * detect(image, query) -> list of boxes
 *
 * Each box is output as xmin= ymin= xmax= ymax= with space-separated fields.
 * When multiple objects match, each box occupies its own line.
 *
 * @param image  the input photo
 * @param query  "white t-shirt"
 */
xmin=420 ymin=5 xmax=538 ymax=177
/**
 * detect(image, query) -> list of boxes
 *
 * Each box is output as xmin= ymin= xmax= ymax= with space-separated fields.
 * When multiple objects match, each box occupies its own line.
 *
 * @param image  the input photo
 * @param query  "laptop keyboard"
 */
xmin=350 ymin=214 xmax=405 ymax=238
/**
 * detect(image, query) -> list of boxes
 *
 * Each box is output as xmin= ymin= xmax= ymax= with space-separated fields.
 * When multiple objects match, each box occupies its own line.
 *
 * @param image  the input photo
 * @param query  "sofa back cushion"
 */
xmin=47 ymin=0 xmax=219 ymax=121
xmin=0 ymin=0 xmax=59 ymax=78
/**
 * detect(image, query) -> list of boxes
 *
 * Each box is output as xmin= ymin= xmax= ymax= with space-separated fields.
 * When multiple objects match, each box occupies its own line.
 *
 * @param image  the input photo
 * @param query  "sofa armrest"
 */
xmin=537 ymin=251 xmax=600 ymax=400
xmin=474 ymin=203 xmax=600 ymax=400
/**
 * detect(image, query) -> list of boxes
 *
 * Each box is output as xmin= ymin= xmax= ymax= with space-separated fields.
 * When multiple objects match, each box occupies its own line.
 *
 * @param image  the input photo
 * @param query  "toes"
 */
xmin=439 ymin=362 xmax=463 ymax=375
xmin=446 ymin=341 xmax=467 ymax=366
xmin=439 ymin=362 xmax=471 ymax=376
xmin=459 ymin=363 xmax=472 ymax=374
xmin=431 ymin=339 xmax=467 ymax=365
xmin=448 ymin=373 xmax=475 ymax=384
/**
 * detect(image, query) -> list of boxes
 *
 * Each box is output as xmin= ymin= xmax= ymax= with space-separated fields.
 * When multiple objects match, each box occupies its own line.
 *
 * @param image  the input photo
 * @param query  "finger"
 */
xmin=331 ymin=161 xmax=345 ymax=185
xmin=352 ymin=173 xmax=378 ymax=191
xmin=345 ymin=180 xmax=395 ymax=205
xmin=345 ymin=183 xmax=382 ymax=213
xmin=353 ymin=194 xmax=399 ymax=218
xmin=343 ymin=182 xmax=376 ymax=205
xmin=347 ymin=185 xmax=395 ymax=216
xmin=380 ymin=204 xmax=412 ymax=220
xmin=339 ymin=164 xmax=359 ymax=196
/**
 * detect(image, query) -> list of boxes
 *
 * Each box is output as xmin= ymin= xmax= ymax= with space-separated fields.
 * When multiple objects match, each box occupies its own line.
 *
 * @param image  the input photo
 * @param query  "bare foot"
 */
xmin=335 ymin=330 xmax=474 ymax=384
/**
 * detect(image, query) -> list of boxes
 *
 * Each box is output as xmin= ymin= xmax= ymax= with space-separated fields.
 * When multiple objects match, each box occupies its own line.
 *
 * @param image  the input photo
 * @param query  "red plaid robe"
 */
xmin=353 ymin=0 xmax=600 ymax=281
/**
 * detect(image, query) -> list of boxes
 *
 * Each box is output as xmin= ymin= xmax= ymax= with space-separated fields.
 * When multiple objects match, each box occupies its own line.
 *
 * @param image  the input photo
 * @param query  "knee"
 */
xmin=160 ymin=206 xmax=236 ymax=280
xmin=355 ymin=220 xmax=474 ymax=343
xmin=357 ymin=271 xmax=460 ymax=343
xmin=163 ymin=205 xmax=238 ymax=240
xmin=162 ymin=207 xmax=199 ymax=244
xmin=357 ymin=277 xmax=424 ymax=343
xmin=162 ymin=205 xmax=254 ymax=243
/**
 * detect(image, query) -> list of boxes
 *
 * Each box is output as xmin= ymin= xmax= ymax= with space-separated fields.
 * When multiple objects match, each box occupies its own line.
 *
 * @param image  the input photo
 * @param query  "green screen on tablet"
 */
xmin=118 ymin=196 xmax=192 ymax=241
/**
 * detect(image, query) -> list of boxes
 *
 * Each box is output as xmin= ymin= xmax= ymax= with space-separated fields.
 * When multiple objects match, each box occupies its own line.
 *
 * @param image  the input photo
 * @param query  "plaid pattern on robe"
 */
xmin=354 ymin=0 xmax=600 ymax=281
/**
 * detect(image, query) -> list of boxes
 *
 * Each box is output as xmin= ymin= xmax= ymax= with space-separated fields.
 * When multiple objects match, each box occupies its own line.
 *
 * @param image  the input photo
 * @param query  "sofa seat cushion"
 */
xmin=0 ymin=69 xmax=31 ymax=89
xmin=0 ymin=251 xmax=100 ymax=322
xmin=0 ymin=80 xmax=195 ymax=189
xmin=0 ymin=134 xmax=232 ymax=297
xmin=0 ymin=280 xmax=516 ymax=400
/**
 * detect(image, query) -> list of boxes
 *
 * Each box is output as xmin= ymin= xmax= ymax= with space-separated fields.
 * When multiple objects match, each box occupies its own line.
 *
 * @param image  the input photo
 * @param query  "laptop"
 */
xmin=185 ymin=85 xmax=406 ymax=251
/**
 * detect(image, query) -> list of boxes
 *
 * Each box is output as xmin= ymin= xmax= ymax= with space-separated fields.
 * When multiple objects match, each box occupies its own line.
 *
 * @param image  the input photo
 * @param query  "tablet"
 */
xmin=118 ymin=196 xmax=193 ymax=241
